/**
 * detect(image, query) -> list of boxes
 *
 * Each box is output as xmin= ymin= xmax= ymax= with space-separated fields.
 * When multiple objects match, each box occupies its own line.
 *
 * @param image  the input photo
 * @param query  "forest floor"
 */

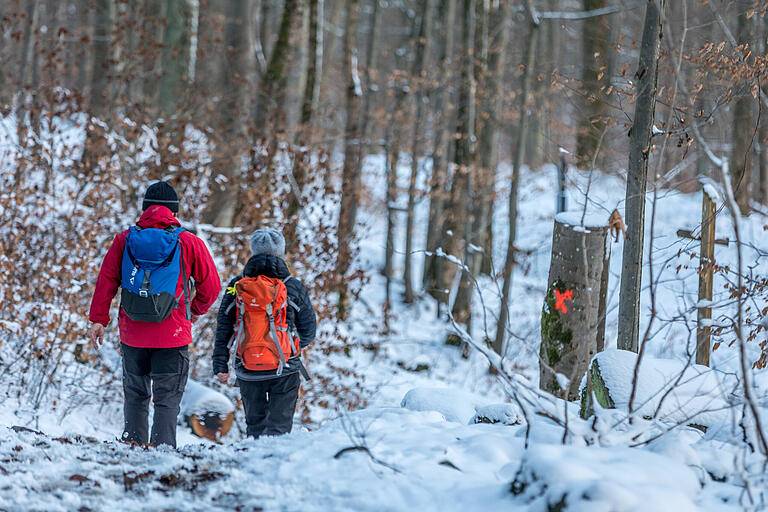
xmin=1 ymin=154 xmax=767 ymax=510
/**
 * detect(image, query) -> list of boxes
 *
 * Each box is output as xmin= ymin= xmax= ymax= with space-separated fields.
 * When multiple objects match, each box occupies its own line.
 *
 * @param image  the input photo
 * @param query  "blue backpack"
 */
xmin=120 ymin=226 xmax=191 ymax=323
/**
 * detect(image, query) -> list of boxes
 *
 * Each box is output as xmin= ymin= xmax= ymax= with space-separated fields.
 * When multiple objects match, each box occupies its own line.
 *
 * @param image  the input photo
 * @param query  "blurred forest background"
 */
xmin=1 ymin=0 xmax=767 ymax=416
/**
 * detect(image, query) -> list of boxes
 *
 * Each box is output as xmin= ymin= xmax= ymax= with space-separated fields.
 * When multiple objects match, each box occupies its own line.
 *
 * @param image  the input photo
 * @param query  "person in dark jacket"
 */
xmin=89 ymin=181 xmax=221 ymax=448
xmin=212 ymin=228 xmax=316 ymax=438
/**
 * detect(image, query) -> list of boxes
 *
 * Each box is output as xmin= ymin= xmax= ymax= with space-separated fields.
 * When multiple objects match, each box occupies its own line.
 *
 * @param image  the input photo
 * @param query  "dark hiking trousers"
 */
xmin=238 ymin=373 xmax=300 ymax=438
xmin=121 ymin=343 xmax=190 ymax=448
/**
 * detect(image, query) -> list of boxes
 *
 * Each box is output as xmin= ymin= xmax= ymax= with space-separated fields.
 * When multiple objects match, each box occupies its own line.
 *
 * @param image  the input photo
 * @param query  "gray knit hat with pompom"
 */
xmin=250 ymin=228 xmax=286 ymax=257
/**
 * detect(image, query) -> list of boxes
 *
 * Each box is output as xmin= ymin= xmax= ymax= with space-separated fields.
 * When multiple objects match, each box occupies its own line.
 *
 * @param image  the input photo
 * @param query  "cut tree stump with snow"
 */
xmin=579 ymin=349 xmax=733 ymax=430
xmin=179 ymin=380 xmax=235 ymax=441
xmin=540 ymin=212 xmax=610 ymax=400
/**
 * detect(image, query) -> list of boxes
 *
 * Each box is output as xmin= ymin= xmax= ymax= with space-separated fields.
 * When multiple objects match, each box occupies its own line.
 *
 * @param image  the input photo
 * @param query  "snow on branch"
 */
xmin=538 ymin=5 xmax=622 ymax=21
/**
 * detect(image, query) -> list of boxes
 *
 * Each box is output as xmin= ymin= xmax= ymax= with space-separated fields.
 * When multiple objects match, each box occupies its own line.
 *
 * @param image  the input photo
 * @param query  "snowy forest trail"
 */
xmin=0 ymin=164 xmax=765 ymax=511
xmin=0 ymin=407 xmax=526 ymax=512
xmin=0 ymin=398 xmax=749 ymax=512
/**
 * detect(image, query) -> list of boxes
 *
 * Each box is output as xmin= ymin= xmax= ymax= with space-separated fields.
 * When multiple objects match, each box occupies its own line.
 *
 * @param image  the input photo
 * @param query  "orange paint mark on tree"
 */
xmin=555 ymin=289 xmax=573 ymax=314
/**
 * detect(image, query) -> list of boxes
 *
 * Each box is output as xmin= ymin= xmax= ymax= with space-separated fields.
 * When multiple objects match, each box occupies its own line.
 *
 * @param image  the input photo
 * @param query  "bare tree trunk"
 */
xmin=158 ymin=0 xmax=192 ymax=117
xmin=403 ymin=0 xmax=435 ymax=304
xmin=760 ymin=107 xmax=768 ymax=205
xmin=540 ymin=218 xmax=610 ymax=400
xmin=447 ymin=0 xmax=477 ymax=338
xmin=336 ymin=0 xmax=362 ymax=317
xmin=255 ymin=0 xmax=303 ymax=135
xmin=575 ymin=0 xmax=608 ymax=168
xmin=0 ymin=2 xmax=10 ymax=106
xmin=359 ymin=0 xmax=382 ymax=153
xmin=493 ymin=12 xmax=538 ymax=356
xmin=299 ymin=0 xmax=322 ymax=132
xmin=259 ymin=0 xmax=273 ymax=62
xmin=203 ymin=0 xmax=255 ymax=227
xmin=616 ymin=0 xmax=664 ymax=352
xmin=322 ymin=0 xmax=344 ymax=80
xmin=422 ymin=0 xmax=457 ymax=307
xmin=730 ymin=0 xmax=755 ymax=215
xmin=759 ymin=20 xmax=768 ymax=206
xmin=475 ymin=1 xmax=510 ymax=276
xmin=18 ymin=0 xmax=40 ymax=93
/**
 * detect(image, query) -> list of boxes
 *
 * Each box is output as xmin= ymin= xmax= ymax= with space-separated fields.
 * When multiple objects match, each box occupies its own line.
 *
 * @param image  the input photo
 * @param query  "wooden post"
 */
xmin=557 ymin=156 xmax=567 ymax=214
xmin=540 ymin=213 xmax=610 ymax=400
xmin=696 ymin=190 xmax=716 ymax=366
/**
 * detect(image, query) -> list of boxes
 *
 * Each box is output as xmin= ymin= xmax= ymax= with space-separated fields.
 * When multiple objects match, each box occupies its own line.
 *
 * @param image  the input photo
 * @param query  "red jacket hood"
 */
xmin=137 ymin=205 xmax=181 ymax=230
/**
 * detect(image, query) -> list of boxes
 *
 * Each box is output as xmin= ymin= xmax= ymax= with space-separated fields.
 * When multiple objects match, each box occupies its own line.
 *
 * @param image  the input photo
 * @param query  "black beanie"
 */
xmin=142 ymin=181 xmax=179 ymax=213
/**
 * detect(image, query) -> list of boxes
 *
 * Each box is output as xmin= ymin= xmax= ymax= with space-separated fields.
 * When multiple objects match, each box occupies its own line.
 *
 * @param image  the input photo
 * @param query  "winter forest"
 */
xmin=1 ymin=0 xmax=768 ymax=510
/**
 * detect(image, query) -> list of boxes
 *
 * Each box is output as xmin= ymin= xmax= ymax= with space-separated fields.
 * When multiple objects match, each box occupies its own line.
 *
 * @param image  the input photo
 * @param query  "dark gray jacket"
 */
xmin=212 ymin=254 xmax=316 ymax=380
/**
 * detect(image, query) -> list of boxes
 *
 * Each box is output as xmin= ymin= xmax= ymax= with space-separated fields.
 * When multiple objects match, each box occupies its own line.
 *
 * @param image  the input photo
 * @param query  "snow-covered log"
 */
xmin=179 ymin=379 xmax=235 ymax=441
xmin=540 ymin=212 xmax=610 ymax=400
xmin=579 ymin=349 xmax=734 ymax=430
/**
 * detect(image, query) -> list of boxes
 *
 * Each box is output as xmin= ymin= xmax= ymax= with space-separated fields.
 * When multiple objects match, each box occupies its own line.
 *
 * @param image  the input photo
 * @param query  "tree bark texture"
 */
xmin=404 ymin=0 xmax=435 ymax=304
xmin=299 ymin=0 xmax=322 ymax=131
xmin=158 ymin=0 xmax=191 ymax=117
xmin=447 ymin=0 xmax=477 ymax=330
xmin=493 ymin=17 xmax=538 ymax=356
xmin=255 ymin=0 xmax=303 ymax=134
xmin=540 ymin=216 xmax=610 ymax=400
xmin=616 ymin=0 xmax=663 ymax=353
xmin=90 ymin=0 xmax=111 ymax=116
xmin=422 ymin=0 xmax=457 ymax=304
xmin=730 ymin=1 xmax=755 ymax=215
xmin=474 ymin=1 xmax=510 ymax=276
xmin=336 ymin=0 xmax=362 ymax=313
xmin=575 ymin=0 xmax=609 ymax=168
xmin=203 ymin=0 xmax=255 ymax=227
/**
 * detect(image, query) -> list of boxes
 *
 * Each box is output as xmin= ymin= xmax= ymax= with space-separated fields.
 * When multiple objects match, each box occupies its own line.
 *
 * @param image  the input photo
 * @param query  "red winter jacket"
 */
xmin=88 ymin=206 xmax=222 ymax=348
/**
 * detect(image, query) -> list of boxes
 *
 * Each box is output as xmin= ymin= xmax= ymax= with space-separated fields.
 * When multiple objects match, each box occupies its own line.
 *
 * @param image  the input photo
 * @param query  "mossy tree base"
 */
xmin=579 ymin=358 xmax=615 ymax=419
xmin=540 ymin=216 xmax=609 ymax=400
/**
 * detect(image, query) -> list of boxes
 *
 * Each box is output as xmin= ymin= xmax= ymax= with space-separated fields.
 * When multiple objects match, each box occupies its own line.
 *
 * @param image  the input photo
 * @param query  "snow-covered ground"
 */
xmin=1 ymin=139 xmax=767 ymax=510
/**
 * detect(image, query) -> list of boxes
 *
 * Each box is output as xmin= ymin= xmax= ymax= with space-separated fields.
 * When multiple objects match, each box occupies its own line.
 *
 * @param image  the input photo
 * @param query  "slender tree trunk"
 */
xmin=0 ymin=2 xmax=10 ymax=106
xmin=141 ymin=0 xmax=164 ymax=109
xmin=403 ymin=0 xmax=435 ymax=304
xmin=422 ymin=0 xmax=457 ymax=306
xmin=359 ymin=0 xmax=382 ymax=153
xmin=575 ymin=0 xmax=609 ymax=168
xmin=384 ymin=119 xmax=401 ymax=318
xmin=759 ymin=21 xmax=768 ymax=206
xmin=730 ymin=1 xmax=755 ymax=215
xmin=447 ymin=0 xmax=477 ymax=336
xmin=259 ymin=0 xmax=272 ymax=63
xmin=475 ymin=1 xmax=510 ymax=276
xmin=203 ymin=0 xmax=255 ymax=227
xmin=336 ymin=0 xmax=362 ymax=317
xmin=80 ymin=0 xmax=112 ymax=189
xmin=616 ymin=0 xmax=664 ymax=352
xmin=299 ymin=0 xmax=322 ymax=132
xmin=760 ymin=102 xmax=768 ymax=205
xmin=158 ymin=0 xmax=191 ymax=116
xmin=322 ymin=0 xmax=344 ymax=80
xmin=18 ymin=0 xmax=40 ymax=93
xmin=493 ymin=13 xmax=539 ymax=356
xmin=255 ymin=0 xmax=303 ymax=135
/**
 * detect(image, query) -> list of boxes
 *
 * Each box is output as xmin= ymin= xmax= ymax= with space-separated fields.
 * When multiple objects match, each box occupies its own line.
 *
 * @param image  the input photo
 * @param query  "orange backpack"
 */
xmin=232 ymin=276 xmax=299 ymax=374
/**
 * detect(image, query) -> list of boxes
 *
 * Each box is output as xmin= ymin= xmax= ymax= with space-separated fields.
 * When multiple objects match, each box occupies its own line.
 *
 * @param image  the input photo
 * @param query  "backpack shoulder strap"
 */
xmin=179 ymin=238 xmax=191 ymax=321
xmin=282 ymin=275 xmax=301 ymax=311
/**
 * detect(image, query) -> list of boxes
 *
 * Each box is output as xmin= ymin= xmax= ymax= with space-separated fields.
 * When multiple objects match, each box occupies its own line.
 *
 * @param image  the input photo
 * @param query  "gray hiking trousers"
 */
xmin=121 ymin=343 xmax=189 ymax=448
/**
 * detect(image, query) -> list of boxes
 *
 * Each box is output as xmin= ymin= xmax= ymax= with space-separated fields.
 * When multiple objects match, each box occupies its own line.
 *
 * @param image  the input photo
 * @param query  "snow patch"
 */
xmin=401 ymin=387 xmax=490 ymax=424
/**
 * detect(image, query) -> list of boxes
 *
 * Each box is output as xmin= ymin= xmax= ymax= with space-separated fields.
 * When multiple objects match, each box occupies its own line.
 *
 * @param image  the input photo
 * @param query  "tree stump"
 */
xmin=540 ymin=212 xmax=610 ymax=400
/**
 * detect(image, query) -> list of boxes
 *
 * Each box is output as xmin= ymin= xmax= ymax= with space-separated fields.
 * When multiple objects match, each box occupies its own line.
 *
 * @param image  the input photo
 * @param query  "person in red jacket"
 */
xmin=88 ymin=181 xmax=221 ymax=448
